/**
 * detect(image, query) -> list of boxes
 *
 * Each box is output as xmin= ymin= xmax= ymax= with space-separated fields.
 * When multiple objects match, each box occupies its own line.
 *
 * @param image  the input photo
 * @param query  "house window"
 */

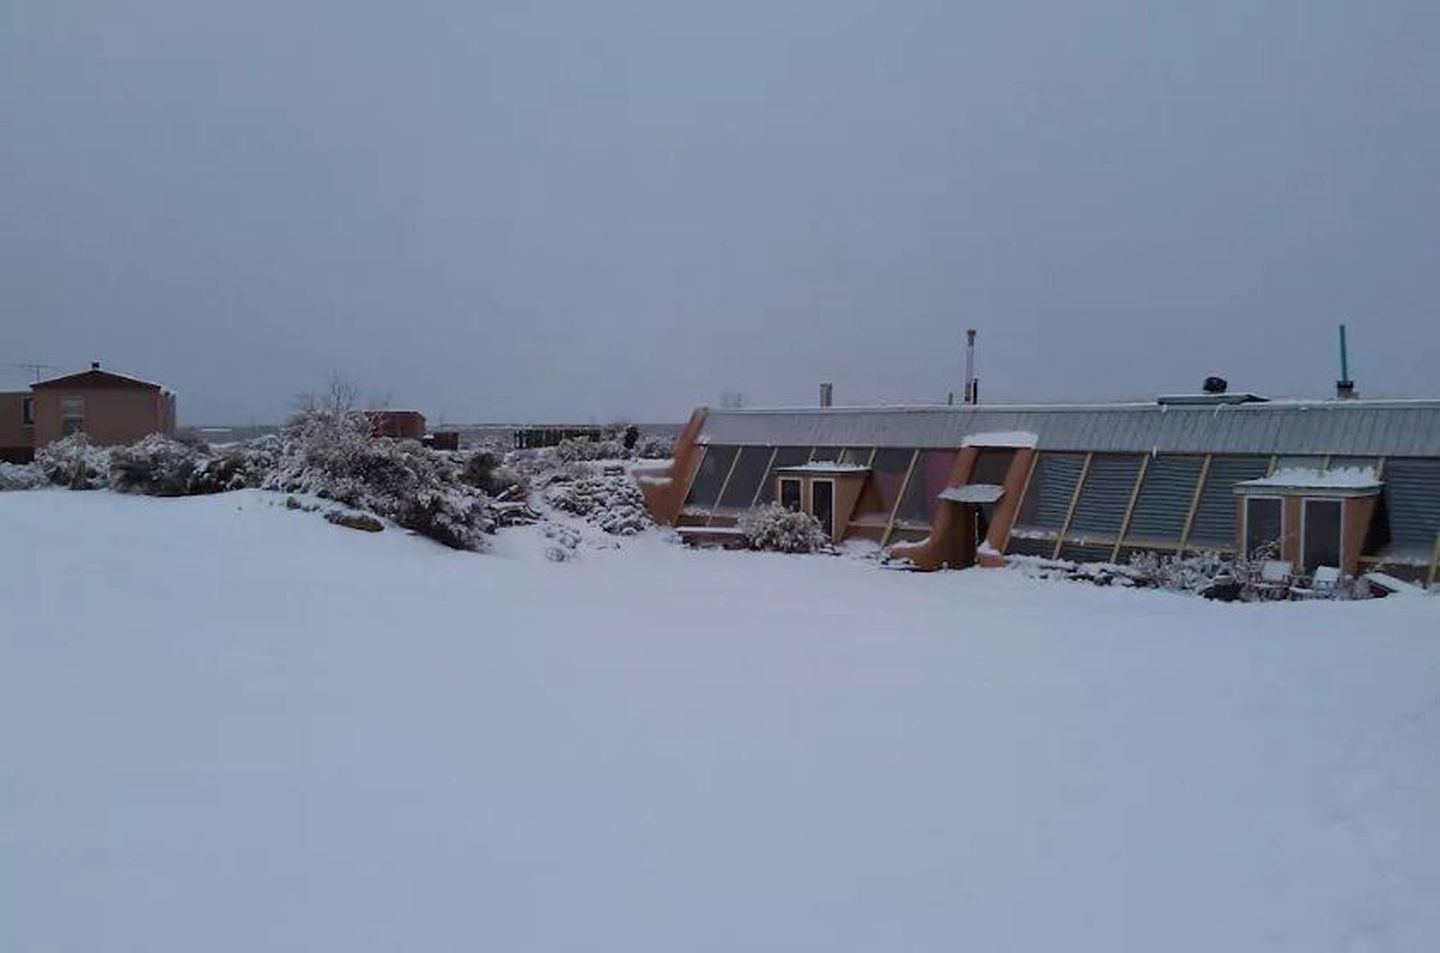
xmin=1244 ymin=497 xmax=1283 ymax=558
xmin=779 ymin=477 xmax=802 ymax=511
xmin=60 ymin=396 xmax=85 ymax=436
xmin=21 ymin=397 xmax=34 ymax=426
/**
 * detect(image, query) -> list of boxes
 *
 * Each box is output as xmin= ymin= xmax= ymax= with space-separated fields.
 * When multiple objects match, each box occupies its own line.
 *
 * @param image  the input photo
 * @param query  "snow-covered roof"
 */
xmin=774 ymin=463 xmax=872 ymax=475
xmin=695 ymin=400 xmax=1440 ymax=457
xmin=960 ymin=431 xmax=1038 ymax=449
xmin=938 ymin=484 xmax=1006 ymax=504
xmin=32 ymin=366 xmax=169 ymax=392
xmin=1235 ymin=466 xmax=1382 ymax=494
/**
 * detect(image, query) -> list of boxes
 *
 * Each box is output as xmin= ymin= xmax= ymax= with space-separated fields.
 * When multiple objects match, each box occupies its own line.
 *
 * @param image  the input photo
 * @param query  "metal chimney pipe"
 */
xmin=1336 ymin=324 xmax=1356 ymax=399
xmin=963 ymin=329 xmax=977 ymax=404
xmin=820 ymin=382 xmax=833 ymax=408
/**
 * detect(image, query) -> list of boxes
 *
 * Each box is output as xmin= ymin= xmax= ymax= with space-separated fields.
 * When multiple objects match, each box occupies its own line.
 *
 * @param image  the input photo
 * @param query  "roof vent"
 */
xmin=1203 ymin=375 xmax=1227 ymax=394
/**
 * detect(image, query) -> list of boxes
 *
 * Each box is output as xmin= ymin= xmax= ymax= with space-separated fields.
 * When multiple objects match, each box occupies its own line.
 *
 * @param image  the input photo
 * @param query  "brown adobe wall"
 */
xmin=887 ymin=448 xmax=979 ymax=570
xmin=32 ymin=387 xmax=174 ymax=448
xmin=978 ymin=447 xmax=1036 ymax=568
xmin=0 ymin=392 xmax=34 ymax=461
xmin=637 ymin=408 xmax=708 ymax=526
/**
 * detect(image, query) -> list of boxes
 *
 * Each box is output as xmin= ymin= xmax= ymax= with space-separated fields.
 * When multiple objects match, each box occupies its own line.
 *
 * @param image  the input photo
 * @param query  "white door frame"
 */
xmin=808 ymin=478 xmax=837 ymax=537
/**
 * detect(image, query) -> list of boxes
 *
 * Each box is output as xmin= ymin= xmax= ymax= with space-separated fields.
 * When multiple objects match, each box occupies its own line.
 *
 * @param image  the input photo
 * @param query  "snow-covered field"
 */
xmin=3 ymin=490 xmax=1438 ymax=952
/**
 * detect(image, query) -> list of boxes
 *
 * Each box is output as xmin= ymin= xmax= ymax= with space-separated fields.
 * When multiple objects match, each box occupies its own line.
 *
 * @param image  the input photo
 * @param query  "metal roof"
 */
xmin=696 ymin=400 xmax=1440 ymax=457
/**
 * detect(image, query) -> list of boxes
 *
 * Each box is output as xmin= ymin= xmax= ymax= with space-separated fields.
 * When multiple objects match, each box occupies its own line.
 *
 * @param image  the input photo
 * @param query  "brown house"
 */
xmin=0 ymin=363 xmax=176 ymax=462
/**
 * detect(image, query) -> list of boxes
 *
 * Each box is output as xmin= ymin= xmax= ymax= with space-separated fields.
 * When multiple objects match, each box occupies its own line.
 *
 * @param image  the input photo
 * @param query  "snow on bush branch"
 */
xmin=737 ymin=504 xmax=832 ymax=554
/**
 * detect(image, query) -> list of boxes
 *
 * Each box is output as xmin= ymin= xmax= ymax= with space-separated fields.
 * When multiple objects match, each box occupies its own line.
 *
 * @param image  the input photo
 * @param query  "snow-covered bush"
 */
xmin=36 ymin=435 xmax=110 ymax=489
xmin=545 ymin=467 xmax=652 ymax=535
xmin=0 ymin=461 xmax=47 ymax=491
xmin=262 ymin=406 xmax=495 ymax=551
xmin=543 ymin=523 xmax=582 ymax=562
xmin=553 ymin=436 xmax=626 ymax=463
xmin=462 ymin=448 xmax=527 ymax=497
xmin=1126 ymin=550 xmax=1236 ymax=594
xmin=108 ymin=434 xmax=207 ymax=496
xmin=634 ymin=434 xmax=675 ymax=459
xmin=187 ymin=437 xmax=285 ymax=494
xmin=737 ymin=504 xmax=831 ymax=554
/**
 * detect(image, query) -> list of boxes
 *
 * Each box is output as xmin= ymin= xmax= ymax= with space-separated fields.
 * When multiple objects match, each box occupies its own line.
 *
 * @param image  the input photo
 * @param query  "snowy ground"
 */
xmin=2 ymin=490 xmax=1438 ymax=953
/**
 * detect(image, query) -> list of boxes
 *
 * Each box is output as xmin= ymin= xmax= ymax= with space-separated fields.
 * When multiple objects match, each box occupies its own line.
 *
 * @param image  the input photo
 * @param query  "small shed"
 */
xmin=1233 ymin=467 xmax=1382 ymax=573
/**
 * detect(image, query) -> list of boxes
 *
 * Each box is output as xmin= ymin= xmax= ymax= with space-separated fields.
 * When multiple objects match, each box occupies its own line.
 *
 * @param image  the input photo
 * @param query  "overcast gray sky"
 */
xmin=2 ymin=0 xmax=1436 ymax=424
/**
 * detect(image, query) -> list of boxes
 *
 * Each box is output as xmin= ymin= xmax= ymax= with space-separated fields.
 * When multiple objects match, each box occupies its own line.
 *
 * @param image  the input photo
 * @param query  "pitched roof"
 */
xmin=31 ymin=367 xmax=168 ymax=391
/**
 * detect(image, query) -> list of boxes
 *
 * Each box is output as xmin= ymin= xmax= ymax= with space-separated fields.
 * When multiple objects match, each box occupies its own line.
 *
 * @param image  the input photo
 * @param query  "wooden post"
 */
xmin=747 ymin=447 xmax=779 ymax=510
xmin=1428 ymin=530 xmax=1439 ymax=589
xmin=1000 ymin=451 xmax=1039 ymax=554
xmin=706 ymin=447 xmax=745 ymax=526
xmin=1111 ymin=453 xmax=1150 ymax=563
xmin=1053 ymin=452 xmax=1092 ymax=560
xmin=880 ymin=450 xmax=920 ymax=549
xmin=1178 ymin=455 xmax=1212 ymax=556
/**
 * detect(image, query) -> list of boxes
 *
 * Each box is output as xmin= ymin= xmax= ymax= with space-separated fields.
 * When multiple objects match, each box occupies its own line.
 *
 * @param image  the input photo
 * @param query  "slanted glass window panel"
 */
xmin=1059 ymin=542 xmax=1114 ymax=564
xmin=1328 ymin=456 xmax=1379 ymax=474
xmin=1187 ymin=456 xmax=1270 ymax=547
xmin=755 ymin=446 xmax=812 ymax=503
xmin=1275 ymin=456 xmax=1324 ymax=472
xmin=684 ymin=445 xmax=738 ymax=509
xmin=864 ymin=448 xmax=915 ymax=516
xmin=969 ymin=449 xmax=1016 ymax=488
xmin=1380 ymin=458 xmax=1440 ymax=557
xmin=1006 ymin=536 xmax=1054 ymax=558
xmin=810 ymin=446 xmax=842 ymax=462
xmin=1014 ymin=453 xmax=1085 ymax=533
xmin=838 ymin=447 xmax=873 ymax=466
xmin=1245 ymin=497 xmax=1283 ymax=558
xmin=895 ymin=450 xmax=957 ymax=523
xmin=1126 ymin=455 xmax=1203 ymax=543
xmin=716 ymin=446 xmax=772 ymax=510
xmin=1068 ymin=454 xmax=1143 ymax=538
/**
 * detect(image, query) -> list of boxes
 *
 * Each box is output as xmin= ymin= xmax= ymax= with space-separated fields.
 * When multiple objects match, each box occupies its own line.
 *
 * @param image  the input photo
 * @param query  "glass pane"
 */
xmin=1014 ymin=453 xmax=1085 ymax=532
xmin=1189 ymin=456 xmax=1270 ymax=546
xmin=812 ymin=480 xmax=834 ymax=536
xmin=780 ymin=478 xmax=802 ymax=511
xmin=716 ymin=446 xmax=773 ymax=510
xmin=756 ymin=447 xmax=811 ymax=504
xmin=1069 ymin=454 xmax=1144 ymax=537
xmin=1381 ymin=458 xmax=1440 ymax=555
xmin=838 ymin=447 xmax=873 ymax=466
xmin=862 ymin=448 xmax=914 ymax=517
xmin=1245 ymin=498 xmax=1283 ymax=557
xmin=1126 ymin=455 xmax=1203 ymax=543
xmin=1303 ymin=499 xmax=1342 ymax=571
xmin=895 ymin=450 xmax=957 ymax=523
xmin=969 ymin=449 xmax=1015 ymax=487
xmin=684 ymin=445 xmax=738 ymax=509
xmin=1274 ymin=456 xmax=1324 ymax=473
xmin=810 ymin=446 xmax=842 ymax=462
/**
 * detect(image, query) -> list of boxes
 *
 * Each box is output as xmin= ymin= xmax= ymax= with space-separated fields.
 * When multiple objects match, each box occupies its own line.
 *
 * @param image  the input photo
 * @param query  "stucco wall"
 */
xmin=0 ymin=392 xmax=35 ymax=461
xmin=32 ymin=387 xmax=174 ymax=448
